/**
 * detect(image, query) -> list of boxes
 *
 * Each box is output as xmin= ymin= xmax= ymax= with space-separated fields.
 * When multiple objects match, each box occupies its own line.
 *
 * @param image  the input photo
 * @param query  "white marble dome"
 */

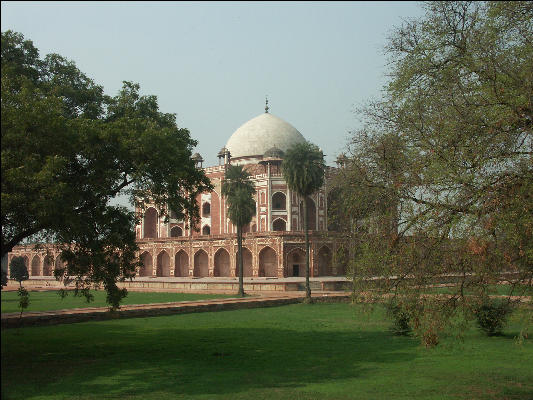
xmin=225 ymin=113 xmax=306 ymax=159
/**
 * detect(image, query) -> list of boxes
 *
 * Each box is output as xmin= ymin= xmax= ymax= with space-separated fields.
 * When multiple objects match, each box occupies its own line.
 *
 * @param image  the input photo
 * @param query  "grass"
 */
xmin=1 ymin=290 xmax=234 ymax=313
xmin=1 ymin=302 xmax=532 ymax=400
xmin=423 ymin=284 xmax=533 ymax=297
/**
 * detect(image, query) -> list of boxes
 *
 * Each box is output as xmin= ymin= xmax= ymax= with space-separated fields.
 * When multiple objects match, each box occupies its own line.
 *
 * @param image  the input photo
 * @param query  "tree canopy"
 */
xmin=331 ymin=1 xmax=532 ymax=345
xmin=1 ymin=31 xmax=212 ymax=308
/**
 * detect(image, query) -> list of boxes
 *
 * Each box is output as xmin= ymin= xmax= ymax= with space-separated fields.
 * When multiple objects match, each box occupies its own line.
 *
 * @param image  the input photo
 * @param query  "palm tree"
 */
xmin=221 ymin=165 xmax=256 ymax=297
xmin=282 ymin=142 xmax=326 ymax=302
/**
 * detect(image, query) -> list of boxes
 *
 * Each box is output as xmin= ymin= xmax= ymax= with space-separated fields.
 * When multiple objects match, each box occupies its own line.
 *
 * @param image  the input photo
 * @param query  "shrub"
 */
xmin=9 ymin=256 xmax=28 ymax=287
xmin=474 ymin=299 xmax=513 ymax=336
xmin=386 ymin=300 xmax=412 ymax=336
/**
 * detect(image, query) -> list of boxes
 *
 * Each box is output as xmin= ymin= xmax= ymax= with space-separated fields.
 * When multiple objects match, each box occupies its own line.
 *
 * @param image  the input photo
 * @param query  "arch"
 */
xmin=272 ymin=192 xmax=287 ymax=210
xmin=170 ymin=208 xmax=178 ymax=219
xmin=22 ymin=256 xmax=29 ymax=270
xmin=174 ymin=250 xmax=189 ymax=277
xmin=259 ymin=246 xmax=277 ymax=277
xmin=242 ymin=223 xmax=250 ymax=233
xmin=170 ymin=226 xmax=183 ymax=237
xmin=235 ymin=247 xmax=253 ymax=277
xmin=31 ymin=255 xmax=41 ymax=276
xmin=202 ymin=202 xmax=211 ymax=216
xmin=252 ymin=224 xmax=257 ymax=232
xmin=143 ymin=207 xmax=158 ymax=238
xmin=317 ymin=246 xmax=332 ymax=276
xmin=156 ymin=250 xmax=171 ymax=277
xmin=213 ymin=248 xmax=231 ymax=277
xmin=193 ymin=249 xmax=209 ymax=277
xmin=202 ymin=225 xmax=211 ymax=235
xmin=139 ymin=251 xmax=153 ymax=277
xmin=43 ymin=255 xmax=53 ymax=276
xmin=272 ymin=218 xmax=286 ymax=231
xmin=334 ymin=247 xmax=349 ymax=276
xmin=287 ymin=248 xmax=306 ymax=277
xmin=54 ymin=255 xmax=64 ymax=272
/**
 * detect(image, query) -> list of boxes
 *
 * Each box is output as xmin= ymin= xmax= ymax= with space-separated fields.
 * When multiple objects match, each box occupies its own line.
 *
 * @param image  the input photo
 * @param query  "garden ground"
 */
xmin=1 ymin=302 xmax=532 ymax=400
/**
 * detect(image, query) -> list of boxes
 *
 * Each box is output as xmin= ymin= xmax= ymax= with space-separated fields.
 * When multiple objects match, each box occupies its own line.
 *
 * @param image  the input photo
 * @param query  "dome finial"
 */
xmin=265 ymin=96 xmax=269 ymax=113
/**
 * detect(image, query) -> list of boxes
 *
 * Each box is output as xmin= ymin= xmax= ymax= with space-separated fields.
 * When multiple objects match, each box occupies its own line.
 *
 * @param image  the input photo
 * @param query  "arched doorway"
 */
xmin=43 ymin=255 xmax=53 ymax=276
xmin=22 ymin=256 xmax=29 ymax=271
xmin=272 ymin=192 xmax=286 ymax=210
xmin=170 ymin=226 xmax=183 ymax=237
xmin=287 ymin=248 xmax=306 ymax=277
xmin=143 ymin=207 xmax=158 ymax=238
xmin=54 ymin=255 xmax=63 ymax=272
xmin=259 ymin=247 xmax=277 ymax=277
xmin=235 ymin=247 xmax=253 ymax=277
xmin=174 ymin=250 xmax=189 ymax=277
xmin=139 ymin=251 xmax=153 ymax=277
xmin=214 ymin=248 xmax=231 ymax=277
xmin=31 ymin=255 xmax=41 ymax=276
xmin=202 ymin=202 xmax=211 ymax=216
xmin=272 ymin=218 xmax=286 ymax=231
xmin=202 ymin=225 xmax=211 ymax=235
xmin=317 ymin=246 xmax=332 ymax=276
xmin=194 ymin=250 xmax=209 ymax=277
xmin=334 ymin=247 xmax=349 ymax=276
xmin=156 ymin=251 xmax=170 ymax=277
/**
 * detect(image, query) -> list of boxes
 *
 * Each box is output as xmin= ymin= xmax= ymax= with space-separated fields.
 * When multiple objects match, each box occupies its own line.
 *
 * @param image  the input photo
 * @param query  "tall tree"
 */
xmin=222 ymin=165 xmax=256 ymax=297
xmin=332 ymin=1 xmax=532 ymax=345
xmin=282 ymin=142 xmax=326 ymax=301
xmin=1 ymin=31 xmax=212 ymax=309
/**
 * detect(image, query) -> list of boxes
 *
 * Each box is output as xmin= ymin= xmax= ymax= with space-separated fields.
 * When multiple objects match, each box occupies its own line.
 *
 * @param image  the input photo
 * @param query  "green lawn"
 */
xmin=1 ymin=290 xmax=234 ymax=313
xmin=2 ymin=303 xmax=532 ymax=400
xmin=424 ymin=284 xmax=533 ymax=296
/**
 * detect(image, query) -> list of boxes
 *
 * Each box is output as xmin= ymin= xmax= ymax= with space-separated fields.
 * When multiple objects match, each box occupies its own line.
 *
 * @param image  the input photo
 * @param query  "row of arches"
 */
xmin=12 ymin=254 xmax=64 ymax=277
xmin=138 ymin=247 xmax=277 ymax=278
xmin=138 ymin=245 xmax=337 ymax=278
xmin=142 ymin=192 xmax=321 ymax=239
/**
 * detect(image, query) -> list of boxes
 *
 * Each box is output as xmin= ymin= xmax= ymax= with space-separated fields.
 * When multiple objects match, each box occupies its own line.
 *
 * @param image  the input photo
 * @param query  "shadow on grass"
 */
xmin=2 ymin=322 xmax=417 ymax=398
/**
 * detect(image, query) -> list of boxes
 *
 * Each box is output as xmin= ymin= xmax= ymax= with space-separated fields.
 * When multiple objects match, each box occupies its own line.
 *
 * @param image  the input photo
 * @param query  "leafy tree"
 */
xmin=9 ymin=256 xmax=28 ymax=288
xmin=221 ymin=165 xmax=256 ymax=297
xmin=282 ymin=142 xmax=326 ymax=301
xmin=1 ymin=31 xmax=212 ymax=309
xmin=332 ymin=1 xmax=532 ymax=345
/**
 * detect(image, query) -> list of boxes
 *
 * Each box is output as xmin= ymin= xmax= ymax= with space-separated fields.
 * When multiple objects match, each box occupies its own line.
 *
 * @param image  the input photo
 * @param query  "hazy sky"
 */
xmin=1 ymin=1 xmax=424 ymax=167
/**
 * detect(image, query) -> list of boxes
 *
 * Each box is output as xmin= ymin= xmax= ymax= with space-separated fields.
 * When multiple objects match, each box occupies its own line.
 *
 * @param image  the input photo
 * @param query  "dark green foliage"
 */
xmin=221 ymin=165 xmax=256 ymax=228
xmin=9 ymin=256 xmax=28 ymax=286
xmin=1 ymin=31 xmax=211 ymax=309
xmin=474 ymin=299 xmax=514 ymax=336
xmin=386 ymin=299 xmax=412 ymax=336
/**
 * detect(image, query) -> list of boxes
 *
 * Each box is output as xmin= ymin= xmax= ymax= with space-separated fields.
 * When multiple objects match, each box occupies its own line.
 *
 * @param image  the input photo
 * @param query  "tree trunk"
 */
xmin=237 ymin=225 xmax=245 ymax=297
xmin=303 ymin=198 xmax=312 ymax=301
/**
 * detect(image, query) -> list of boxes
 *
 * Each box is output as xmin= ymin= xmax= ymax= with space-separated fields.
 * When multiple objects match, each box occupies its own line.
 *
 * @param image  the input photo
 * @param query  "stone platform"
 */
xmin=11 ymin=276 xmax=353 ymax=293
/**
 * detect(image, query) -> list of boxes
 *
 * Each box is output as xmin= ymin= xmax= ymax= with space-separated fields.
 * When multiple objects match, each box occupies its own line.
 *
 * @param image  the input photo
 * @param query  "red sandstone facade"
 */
xmin=7 ymin=111 xmax=347 ymax=279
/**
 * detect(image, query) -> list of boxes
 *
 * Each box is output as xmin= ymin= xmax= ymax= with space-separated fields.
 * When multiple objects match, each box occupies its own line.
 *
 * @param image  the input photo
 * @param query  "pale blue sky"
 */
xmin=1 ymin=1 xmax=423 ymax=167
